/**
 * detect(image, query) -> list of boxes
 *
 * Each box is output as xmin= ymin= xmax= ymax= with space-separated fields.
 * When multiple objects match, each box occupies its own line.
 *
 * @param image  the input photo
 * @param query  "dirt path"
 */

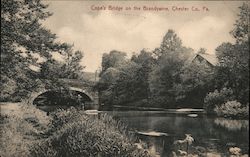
xmin=0 ymin=102 xmax=22 ymax=116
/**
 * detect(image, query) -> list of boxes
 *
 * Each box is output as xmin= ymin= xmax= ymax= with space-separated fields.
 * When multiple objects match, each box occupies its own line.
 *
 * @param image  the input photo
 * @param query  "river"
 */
xmin=3 ymin=102 xmax=247 ymax=156
xmin=106 ymin=111 xmax=249 ymax=157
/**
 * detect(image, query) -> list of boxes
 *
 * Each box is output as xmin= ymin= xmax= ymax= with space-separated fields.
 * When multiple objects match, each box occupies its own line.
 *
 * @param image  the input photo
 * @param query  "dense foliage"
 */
xmin=204 ymin=88 xmax=235 ymax=114
xmin=97 ymin=3 xmax=249 ymax=114
xmin=206 ymin=3 xmax=249 ymax=115
xmin=98 ymin=30 xmax=213 ymax=109
xmin=214 ymin=101 xmax=249 ymax=118
xmin=1 ymin=105 xmax=153 ymax=157
xmin=31 ymin=108 xmax=152 ymax=157
xmin=1 ymin=0 xmax=85 ymax=101
xmin=97 ymin=49 xmax=156 ymax=108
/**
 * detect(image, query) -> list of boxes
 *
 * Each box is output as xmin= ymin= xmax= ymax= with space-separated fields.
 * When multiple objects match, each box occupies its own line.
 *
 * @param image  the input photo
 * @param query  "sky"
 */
xmin=42 ymin=1 xmax=245 ymax=72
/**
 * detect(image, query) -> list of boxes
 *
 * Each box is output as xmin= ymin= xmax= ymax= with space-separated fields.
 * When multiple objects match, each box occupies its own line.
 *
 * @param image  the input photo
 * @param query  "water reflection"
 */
xmin=107 ymin=111 xmax=249 ymax=157
xmin=214 ymin=118 xmax=249 ymax=131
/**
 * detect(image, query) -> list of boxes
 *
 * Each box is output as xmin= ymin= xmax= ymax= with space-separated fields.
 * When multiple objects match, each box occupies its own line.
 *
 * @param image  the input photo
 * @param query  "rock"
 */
xmin=134 ymin=143 xmax=143 ymax=149
xmin=136 ymin=131 xmax=169 ymax=137
xmin=229 ymin=147 xmax=241 ymax=155
xmin=187 ymin=114 xmax=198 ymax=117
xmin=177 ymin=150 xmax=187 ymax=156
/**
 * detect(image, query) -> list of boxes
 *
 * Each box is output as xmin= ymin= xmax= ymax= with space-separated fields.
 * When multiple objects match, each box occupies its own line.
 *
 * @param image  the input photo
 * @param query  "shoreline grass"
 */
xmin=0 ymin=103 xmax=153 ymax=157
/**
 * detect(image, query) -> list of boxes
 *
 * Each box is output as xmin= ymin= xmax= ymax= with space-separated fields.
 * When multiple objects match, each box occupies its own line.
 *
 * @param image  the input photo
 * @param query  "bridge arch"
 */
xmin=30 ymin=87 xmax=95 ymax=112
xmin=31 ymin=87 xmax=93 ymax=102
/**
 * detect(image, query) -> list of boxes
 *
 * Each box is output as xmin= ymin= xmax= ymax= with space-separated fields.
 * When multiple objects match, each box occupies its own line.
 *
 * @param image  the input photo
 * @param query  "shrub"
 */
xmin=1 ymin=105 xmax=152 ymax=157
xmin=30 ymin=108 xmax=152 ymax=157
xmin=204 ymin=88 xmax=235 ymax=114
xmin=214 ymin=101 xmax=249 ymax=118
xmin=48 ymin=107 xmax=86 ymax=132
xmin=20 ymin=104 xmax=52 ymax=131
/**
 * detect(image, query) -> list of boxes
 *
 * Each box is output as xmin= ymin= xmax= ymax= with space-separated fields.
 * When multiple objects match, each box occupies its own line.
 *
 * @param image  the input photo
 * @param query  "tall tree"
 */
xmin=230 ymin=3 xmax=249 ymax=44
xmin=100 ymin=50 xmax=127 ymax=76
xmin=153 ymin=29 xmax=182 ymax=57
xmin=1 ymin=0 xmax=83 ymax=101
xmin=131 ymin=49 xmax=156 ymax=99
xmin=61 ymin=48 xmax=85 ymax=79
xmin=98 ymin=49 xmax=156 ymax=107
xmin=178 ymin=58 xmax=215 ymax=107
xmin=97 ymin=50 xmax=127 ymax=106
xmin=149 ymin=29 xmax=193 ymax=108
xmin=40 ymin=45 xmax=85 ymax=80
xmin=215 ymin=3 xmax=249 ymax=104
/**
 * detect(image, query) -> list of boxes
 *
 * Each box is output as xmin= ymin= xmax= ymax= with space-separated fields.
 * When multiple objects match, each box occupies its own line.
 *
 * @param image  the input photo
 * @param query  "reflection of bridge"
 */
xmin=30 ymin=79 xmax=99 ymax=111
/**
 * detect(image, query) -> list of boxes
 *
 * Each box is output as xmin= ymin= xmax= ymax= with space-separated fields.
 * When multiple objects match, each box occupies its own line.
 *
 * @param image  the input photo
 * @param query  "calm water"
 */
xmin=106 ymin=111 xmax=249 ymax=157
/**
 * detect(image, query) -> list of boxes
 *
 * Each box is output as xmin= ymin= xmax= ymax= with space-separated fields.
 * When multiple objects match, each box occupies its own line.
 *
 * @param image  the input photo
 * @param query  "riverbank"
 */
xmin=2 ymin=102 xmax=248 ymax=120
xmin=107 ymin=102 xmax=248 ymax=120
xmin=112 ymin=105 xmax=204 ymax=112
xmin=0 ymin=102 xmax=153 ymax=157
xmin=1 ymin=102 xmax=249 ymax=157
xmin=108 ymin=110 xmax=249 ymax=156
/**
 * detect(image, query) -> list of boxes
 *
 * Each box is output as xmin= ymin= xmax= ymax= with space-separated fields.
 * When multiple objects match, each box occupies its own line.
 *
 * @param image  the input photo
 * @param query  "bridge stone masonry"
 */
xmin=29 ymin=79 xmax=99 ymax=112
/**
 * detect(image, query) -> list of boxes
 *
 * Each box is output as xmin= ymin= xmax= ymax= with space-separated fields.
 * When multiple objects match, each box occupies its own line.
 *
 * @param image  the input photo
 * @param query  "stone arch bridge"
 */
xmin=29 ymin=79 xmax=99 ymax=111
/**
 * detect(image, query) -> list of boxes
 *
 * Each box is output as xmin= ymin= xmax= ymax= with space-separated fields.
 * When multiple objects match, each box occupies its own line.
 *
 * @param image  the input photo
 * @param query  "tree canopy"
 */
xmin=1 ymin=0 xmax=85 ymax=101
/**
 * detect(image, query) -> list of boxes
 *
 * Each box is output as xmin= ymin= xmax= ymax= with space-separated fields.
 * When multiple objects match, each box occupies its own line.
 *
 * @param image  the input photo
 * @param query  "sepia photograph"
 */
xmin=1 ymin=0 xmax=249 ymax=157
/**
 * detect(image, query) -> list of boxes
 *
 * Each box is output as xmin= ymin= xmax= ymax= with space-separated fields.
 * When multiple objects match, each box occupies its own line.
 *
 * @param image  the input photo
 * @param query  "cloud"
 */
xmin=57 ymin=11 xmax=173 ymax=71
xmin=51 ymin=3 xmax=237 ymax=72
xmin=178 ymin=16 xmax=234 ymax=53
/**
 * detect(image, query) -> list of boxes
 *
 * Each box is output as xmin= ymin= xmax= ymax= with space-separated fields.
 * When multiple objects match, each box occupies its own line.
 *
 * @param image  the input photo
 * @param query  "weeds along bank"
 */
xmin=0 ymin=103 xmax=152 ymax=157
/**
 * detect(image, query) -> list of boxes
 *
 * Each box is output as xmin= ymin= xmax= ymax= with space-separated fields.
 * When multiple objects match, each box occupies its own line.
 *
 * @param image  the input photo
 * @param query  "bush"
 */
xmin=214 ymin=101 xmax=249 ymax=118
xmin=1 ymin=105 xmax=152 ymax=157
xmin=30 ymin=108 xmax=153 ymax=157
xmin=204 ymin=88 xmax=235 ymax=114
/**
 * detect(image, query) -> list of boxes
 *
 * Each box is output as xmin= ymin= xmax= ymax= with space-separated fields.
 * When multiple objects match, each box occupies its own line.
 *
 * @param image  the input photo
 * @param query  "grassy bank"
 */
xmin=0 ymin=104 xmax=51 ymax=157
xmin=0 ymin=103 xmax=153 ymax=157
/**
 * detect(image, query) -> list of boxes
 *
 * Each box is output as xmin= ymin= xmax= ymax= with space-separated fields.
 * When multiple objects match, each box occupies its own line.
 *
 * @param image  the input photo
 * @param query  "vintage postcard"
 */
xmin=1 ymin=0 xmax=249 ymax=157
